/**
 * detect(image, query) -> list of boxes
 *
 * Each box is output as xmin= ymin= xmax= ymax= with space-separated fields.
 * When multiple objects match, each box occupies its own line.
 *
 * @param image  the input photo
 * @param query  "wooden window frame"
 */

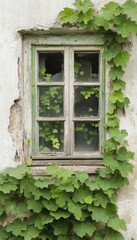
xmin=22 ymin=30 xmax=106 ymax=174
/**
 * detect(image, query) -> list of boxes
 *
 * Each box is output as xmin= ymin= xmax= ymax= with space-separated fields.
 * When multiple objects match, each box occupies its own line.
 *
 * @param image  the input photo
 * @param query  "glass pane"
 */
xmin=74 ymin=52 xmax=99 ymax=82
xmin=75 ymin=87 xmax=99 ymax=117
xmin=39 ymin=86 xmax=64 ymax=117
xmin=38 ymin=52 xmax=64 ymax=82
xmin=39 ymin=121 xmax=64 ymax=152
xmin=75 ymin=122 xmax=99 ymax=152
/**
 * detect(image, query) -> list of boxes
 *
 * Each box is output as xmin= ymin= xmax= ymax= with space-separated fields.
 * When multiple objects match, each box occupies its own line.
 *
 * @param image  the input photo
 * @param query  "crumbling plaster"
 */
xmin=0 ymin=0 xmax=137 ymax=239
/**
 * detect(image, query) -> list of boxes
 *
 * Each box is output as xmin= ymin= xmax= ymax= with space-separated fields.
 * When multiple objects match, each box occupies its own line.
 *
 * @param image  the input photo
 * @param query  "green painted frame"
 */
xmin=31 ymin=34 xmax=106 ymax=166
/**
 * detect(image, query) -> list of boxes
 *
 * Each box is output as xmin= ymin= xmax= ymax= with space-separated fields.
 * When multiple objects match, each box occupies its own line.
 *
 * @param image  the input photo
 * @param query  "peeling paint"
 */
xmin=8 ymin=99 xmax=24 ymax=163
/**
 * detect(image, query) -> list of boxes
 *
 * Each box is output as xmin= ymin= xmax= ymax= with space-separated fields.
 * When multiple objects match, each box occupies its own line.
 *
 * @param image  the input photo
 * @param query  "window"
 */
xmin=30 ymin=34 xmax=105 ymax=165
xmin=23 ymin=31 xmax=105 ymax=170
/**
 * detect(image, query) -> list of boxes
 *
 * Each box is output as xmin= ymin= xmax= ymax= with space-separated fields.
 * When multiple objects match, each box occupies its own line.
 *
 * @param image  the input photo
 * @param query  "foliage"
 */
xmin=0 ymin=164 xmax=130 ymax=239
xmin=1 ymin=0 xmax=137 ymax=239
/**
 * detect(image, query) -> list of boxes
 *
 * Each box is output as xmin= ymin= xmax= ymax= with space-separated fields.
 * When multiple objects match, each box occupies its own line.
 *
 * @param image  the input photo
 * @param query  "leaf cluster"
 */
xmin=0 ymin=165 xmax=129 ymax=240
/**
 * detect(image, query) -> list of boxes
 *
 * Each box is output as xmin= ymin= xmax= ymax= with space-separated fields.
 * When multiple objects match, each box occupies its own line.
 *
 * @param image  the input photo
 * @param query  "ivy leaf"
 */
xmin=109 ymin=67 xmax=124 ymax=80
xmin=52 ymin=220 xmax=68 ymax=236
xmin=117 ymin=147 xmax=134 ymax=161
xmin=113 ymin=80 xmax=126 ymax=91
xmin=113 ymin=51 xmax=130 ymax=68
xmin=103 ymin=138 xmax=117 ymax=151
xmin=114 ymin=15 xmax=137 ymax=38
xmin=74 ymin=0 xmax=94 ymax=14
xmin=58 ymin=8 xmax=78 ymax=24
xmin=104 ymin=228 xmax=124 ymax=240
xmin=52 ymin=190 xmax=70 ymax=208
xmin=107 ymin=217 xmax=127 ymax=231
xmin=73 ymin=187 xmax=91 ymax=204
xmin=6 ymin=219 xmax=27 ymax=236
xmin=91 ymin=207 xmax=110 ymax=222
xmin=107 ymin=104 xmax=116 ymax=114
xmin=35 ymin=178 xmax=50 ymax=189
xmin=103 ymin=43 xmax=122 ymax=61
xmin=103 ymin=154 xmax=119 ymax=172
xmin=73 ymin=221 xmax=95 ymax=238
xmin=85 ymin=179 xmax=100 ymax=191
xmin=101 ymin=2 xmax=121 ymax=20
xmin=122 ymin=0 xmax=137 ymax=22
xmin=68 ymin=201 xmax=82 ymax=220
xmin=42 ymin=199 xmax=58 ymax=211
xmin=109 ymin=128 xmax=128 ymax=143
xmin=27 ymin=198 xmax=42 ymax=213
xmin=23 ymin=226 xmax=40 ymax=240
xmin=3 ymin=164 xmax=28 ymax=180
xmin=94 ymin=192 xmax=108 ymax=208
xmin=117 ymin=161 xmax=134 ymax=177
xmin=76 ymin=172 xmax=88 ymax=184
xmin=93 ymin=16 xmax=109 ymax=30
xmin=84 ymin=195 xmax=93 ymax=204
xmin=109 ymin=91 xmax=125 ymax=103
xmin=106 ymin=117 xmax=120 ymax=128
xmin=78 ymin=9 xmax=94 ymax=24
xmin=50 ymin=210 xmax=70 ymax=220
xmin=0 ymin=182 xmax=17 ymax=194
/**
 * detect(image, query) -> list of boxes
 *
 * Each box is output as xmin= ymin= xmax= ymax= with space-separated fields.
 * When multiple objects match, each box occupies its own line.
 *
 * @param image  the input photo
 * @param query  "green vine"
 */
xmin=0 ymin=0 xmax=137 ymax=239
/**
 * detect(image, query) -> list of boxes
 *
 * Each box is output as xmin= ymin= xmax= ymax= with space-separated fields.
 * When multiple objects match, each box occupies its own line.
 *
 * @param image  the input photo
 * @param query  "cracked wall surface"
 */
xmin=0 ymin=0 xmax=137 ymax=239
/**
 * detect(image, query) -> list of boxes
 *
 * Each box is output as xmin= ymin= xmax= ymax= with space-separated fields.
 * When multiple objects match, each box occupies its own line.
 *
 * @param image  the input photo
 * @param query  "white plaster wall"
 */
xmin=0 ymin=0 xmax=137 ymax=239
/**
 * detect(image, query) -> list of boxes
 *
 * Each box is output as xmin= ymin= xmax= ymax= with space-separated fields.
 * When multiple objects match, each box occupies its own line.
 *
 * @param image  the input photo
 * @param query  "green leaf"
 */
xmin=94 ymin=192 xmax=108 ymax=208
xmin=104 ymin=228 xmax=124 ymax=240
xmin=117 ymin=161 xmax=134 ymax=177
xmin=109 ymin=91 xmax=125 ymax=103
xmin=42 ymin=199 xmax=58 ymax=211
xmin=76 ymin=172 xmax=89 ymax=183
xmin=122 ymin=0 xmax=137 ymax=22
xmin=114 ymin=15 xmax=137 ymax=38
xmin=27 ymin=198 xmax=42 ymax=213
xmin=52 ymin=190 xmax=70 ymax=208
xmin=58 ymin=8 xmax=78 ymax=24
xmin=73 ymin=221 xmax=95 ymax=238
xmin=6 ymin=219 xmax=27 ymax=236
xmin=109 ymin=67 xmax=124 ymax=80
xmin=4 ymin=164 xmax=28 ymax=179
xmin=23 ymin=226 xmax=40 ymax=240
xmin=109 ymin=128 xmax=128 ymax=143
xmin=91 ymin=207 xmax=110 ymax=222
xmin=106 ymin=117 xmax=120 ymax=128
xmin=50 ymin=210 xmax=70 ymax=220
xmin=117 ymin=147 xmax=134 ymax=161
xmin=84 ymin=195 xmax=93 ymax=204
xmin=68 ymin=201 xmax=82 ymax=220
xmin=103 ymin=43 xmax=122 ymax=61
xmin=0 ymin=182 xmax=17 ymax=194
xmin=93 ymin=16 xmax=109 ymax=30
xmin=103 ymin=138 xmax=117 ymax=151
xmin=101 ymin=2 xmax=121 ymax=20
xmin=74 ymin=0 xmax=94 ymax=14
xmin=107 ymin=104 xmax=116 ymax=114
xmin=113 ymin=51 xmax=130 ymax=68
xmin=52 ymin=220 xmax=68 ymax=236
xmin=35 ymin=178 xmax=50 ymax=189
xmin=113 ymin=80 xmax=126 ymax=91
xmin=73 ymin=187 xmax=91 ymax=204
xmin=103 ymin=154 xmax=119 ymax=172
xmin=107 ymin=217 xmax=127 ymax=231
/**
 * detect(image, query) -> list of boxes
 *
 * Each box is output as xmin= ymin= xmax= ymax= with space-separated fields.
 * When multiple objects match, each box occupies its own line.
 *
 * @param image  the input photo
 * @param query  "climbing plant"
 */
xmin=0 ymin=0 xmax=137 ymax=239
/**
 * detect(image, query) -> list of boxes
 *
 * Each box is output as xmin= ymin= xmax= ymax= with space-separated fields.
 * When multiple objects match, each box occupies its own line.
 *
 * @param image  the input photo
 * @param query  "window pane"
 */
xmin=38 ymin=52 xmax=64 ymax=82
xmin=39 ymin=121 xmax=64 ymax=152
xmin=39 ymin=86 xmax=64 ymax=117
xmin=74 ymin=87 xmax=99 ymax=117
xmin=75 ymin=122 xmax=99 ymax=152
xmin=74 ymin=52 xmax=99 ymax=82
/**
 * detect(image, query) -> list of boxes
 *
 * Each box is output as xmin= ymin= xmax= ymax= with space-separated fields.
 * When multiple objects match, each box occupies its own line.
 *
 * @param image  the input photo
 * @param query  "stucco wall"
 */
xmin=0 ymin=0 xmax=137 ymax=239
